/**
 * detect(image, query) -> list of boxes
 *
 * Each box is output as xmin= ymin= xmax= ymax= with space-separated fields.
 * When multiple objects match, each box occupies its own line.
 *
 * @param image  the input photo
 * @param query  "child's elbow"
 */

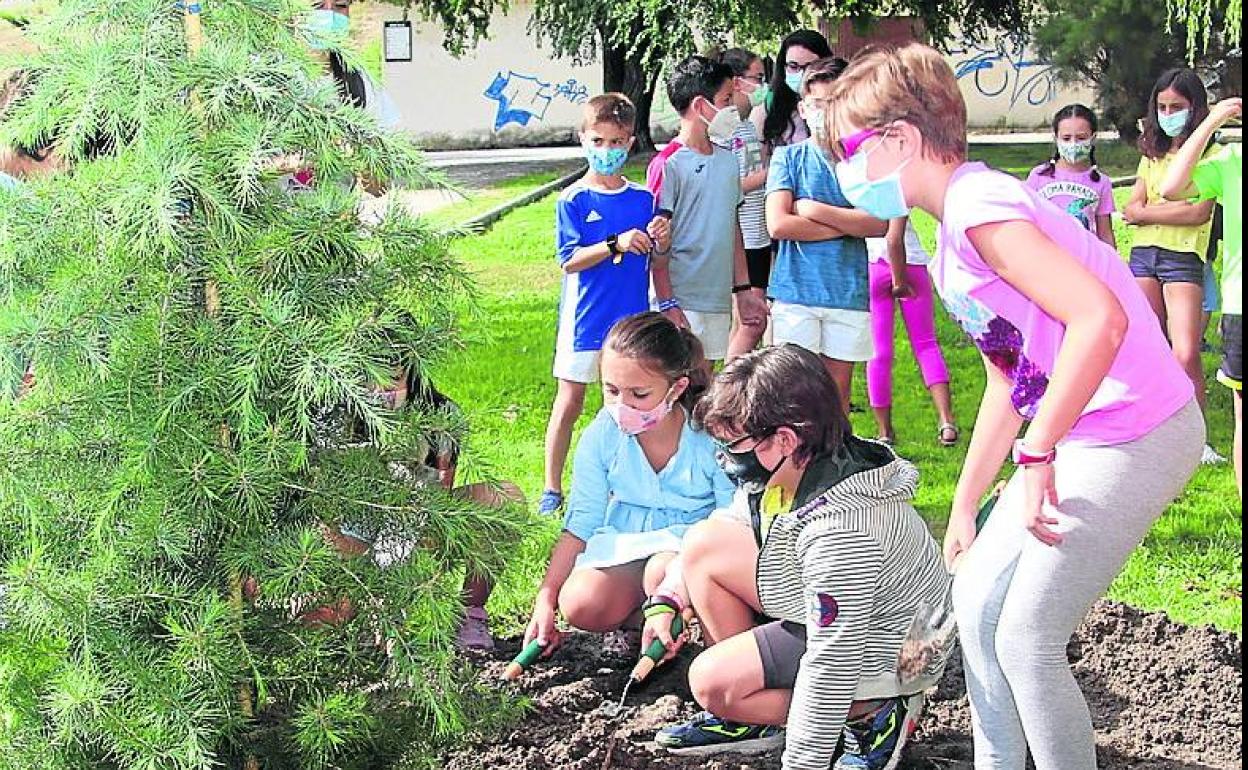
xmin=1103 ymin=303 xmax=1129 ymax=350
xmin=865 ymin=218 xmax=889 ymax=238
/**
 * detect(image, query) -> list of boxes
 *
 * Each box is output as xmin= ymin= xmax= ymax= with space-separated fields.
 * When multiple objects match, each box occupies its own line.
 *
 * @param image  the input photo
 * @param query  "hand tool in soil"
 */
xmin=599 ymin=613 xmax=686 ymax=718
xmin=899 ymin=490 xmax=998 ymax=687
xmin=502 ymin=639 xmax=546 ymax=681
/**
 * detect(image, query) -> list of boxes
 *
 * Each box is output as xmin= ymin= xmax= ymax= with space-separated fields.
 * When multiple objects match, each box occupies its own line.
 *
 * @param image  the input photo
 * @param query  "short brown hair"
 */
xmin=693 ymin=344 xmax=850 ymax=465
xmin=801 ymin=56 xmax=848 ymax=95
xmin=828 ymin=43 xmax=967 ymax=163
xmin=582 ymin=93 xmax=636 ymax=133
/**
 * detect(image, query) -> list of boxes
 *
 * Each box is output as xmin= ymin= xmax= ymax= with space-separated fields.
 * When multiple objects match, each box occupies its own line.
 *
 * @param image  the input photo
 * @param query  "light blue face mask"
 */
xmin=307 ymin=9 xmax=350 ymax=51
xmin=835 ymin=137 xmax=911 ymax=221
xmin=584 ymin=145 xmax=629 ymax=176
xmin=1159 ymin=109 xmax=1191 ymax=138
xmin=784 ymin=72 xmax=804 ymax=94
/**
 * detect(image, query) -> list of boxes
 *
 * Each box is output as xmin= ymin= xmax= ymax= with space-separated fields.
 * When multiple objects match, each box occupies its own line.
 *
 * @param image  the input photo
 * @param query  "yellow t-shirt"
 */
xmin=760 ymin=485 xmax=793 ymax=543
xmin=1132 ymin=152 xmax=1214 ymax=258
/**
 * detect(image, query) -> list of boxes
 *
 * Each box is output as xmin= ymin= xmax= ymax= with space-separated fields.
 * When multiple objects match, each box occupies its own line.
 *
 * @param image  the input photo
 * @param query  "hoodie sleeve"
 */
xmin=782 ymin=527 xmax=883 ymax=770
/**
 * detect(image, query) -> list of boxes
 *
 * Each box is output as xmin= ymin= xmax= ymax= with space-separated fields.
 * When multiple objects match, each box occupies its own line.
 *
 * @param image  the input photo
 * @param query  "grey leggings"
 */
xmin=952 ymin=400 xmax=1204 ymax=770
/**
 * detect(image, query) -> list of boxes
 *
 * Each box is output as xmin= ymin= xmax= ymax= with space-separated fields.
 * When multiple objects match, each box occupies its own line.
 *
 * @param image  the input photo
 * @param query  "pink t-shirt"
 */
xmin=932 ymin=163 xmax=1193 ymax=447
xmin=1024 ymin=163 xmax=1116 ymax=232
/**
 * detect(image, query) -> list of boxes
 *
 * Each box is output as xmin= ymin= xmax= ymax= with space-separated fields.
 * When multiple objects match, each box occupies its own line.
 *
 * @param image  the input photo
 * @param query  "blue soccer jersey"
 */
xmin=555 ymin=179 xmax=658 ymax=352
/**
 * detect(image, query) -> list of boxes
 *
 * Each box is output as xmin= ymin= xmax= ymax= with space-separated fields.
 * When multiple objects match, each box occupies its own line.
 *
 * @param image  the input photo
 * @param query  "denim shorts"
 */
xmin=1220 ymin=314 xmax=1242 ymax=390
xmin=1129 ymin=246 xmax=1205 ymax=285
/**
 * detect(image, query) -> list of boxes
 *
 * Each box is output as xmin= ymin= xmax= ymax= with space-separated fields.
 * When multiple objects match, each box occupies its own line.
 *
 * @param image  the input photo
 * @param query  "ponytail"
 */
xmin=1088 ymin=145 xmax=1102 ymax=182
xmin=1039 ymin=153 xmax=1058 ymax=178
xmin=603 ymin=312 xmax=710 ymax=410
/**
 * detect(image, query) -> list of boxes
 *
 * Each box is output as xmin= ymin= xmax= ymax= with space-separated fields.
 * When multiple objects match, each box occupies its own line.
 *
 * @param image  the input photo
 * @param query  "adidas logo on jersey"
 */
xmin=585 ymin=210 xmax=604 ymax=223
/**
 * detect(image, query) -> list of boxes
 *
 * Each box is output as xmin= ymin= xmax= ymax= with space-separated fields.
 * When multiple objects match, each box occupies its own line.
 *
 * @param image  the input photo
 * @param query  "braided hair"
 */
xmin=1039 ymin=103 xmax=1101 ymax=182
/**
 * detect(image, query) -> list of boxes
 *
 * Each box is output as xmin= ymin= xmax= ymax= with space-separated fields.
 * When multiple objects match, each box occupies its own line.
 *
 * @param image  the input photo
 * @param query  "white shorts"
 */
xmin=771 ymin=301 xmax=873 ymax=362
xmin=553 ymin=341 xmax=601 ymax=383
xmin=683 ymin=309 xmax=732 ymax=362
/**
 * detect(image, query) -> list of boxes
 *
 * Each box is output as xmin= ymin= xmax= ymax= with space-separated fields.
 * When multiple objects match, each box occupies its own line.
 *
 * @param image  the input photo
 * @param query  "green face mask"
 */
xmin=748 ymin=83 xmax=771 ymax=108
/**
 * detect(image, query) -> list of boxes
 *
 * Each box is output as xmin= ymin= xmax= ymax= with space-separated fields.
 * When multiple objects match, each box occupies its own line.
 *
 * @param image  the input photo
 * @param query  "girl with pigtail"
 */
xmin=1025 ymin=104 xmax=1117 ymax=248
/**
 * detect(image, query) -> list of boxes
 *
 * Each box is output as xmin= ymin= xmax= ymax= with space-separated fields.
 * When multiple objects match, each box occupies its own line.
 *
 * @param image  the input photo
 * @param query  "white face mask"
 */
xmin=702 ymin=99 xmax=742 ymax=144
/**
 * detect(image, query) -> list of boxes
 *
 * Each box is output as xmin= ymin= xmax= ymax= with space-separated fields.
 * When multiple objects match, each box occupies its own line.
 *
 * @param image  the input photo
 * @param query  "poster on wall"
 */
xmin=384 ymin=21 xmax=412 ymax=62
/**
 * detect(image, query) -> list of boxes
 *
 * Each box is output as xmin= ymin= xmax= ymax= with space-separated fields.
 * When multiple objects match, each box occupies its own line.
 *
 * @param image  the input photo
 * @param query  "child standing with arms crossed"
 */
xmin=1162 ymin=96 xmax=1243 ymax=496
xmin=647 ymin=56 xmax=768 ymax=367
xmin=765 ymin=58 xmax=889 ymax=413
xmin=1025 ymin=104 xmax=1117 ymax=248
xmin=1123 ymin=68 xmax=1224 ymax=465
xmin=827 ymin=43 xmax=1203 ymax=769
xmin=538 ymin=94 xmax=672 ymax=516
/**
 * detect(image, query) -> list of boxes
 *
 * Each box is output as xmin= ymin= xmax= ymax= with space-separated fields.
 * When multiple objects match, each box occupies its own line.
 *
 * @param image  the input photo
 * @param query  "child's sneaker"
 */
xmin=655 ymin=711 xmax=784 ymax=756
xmin=1201 ymin=444 xmax=1228 ymax=465
xmin=834 ymin=693 xmax=924 ymax=770
xmin=537 ymin=490 xmax=564 ymax=516
xmin=455 ymin=606 xmax=495 ymax=652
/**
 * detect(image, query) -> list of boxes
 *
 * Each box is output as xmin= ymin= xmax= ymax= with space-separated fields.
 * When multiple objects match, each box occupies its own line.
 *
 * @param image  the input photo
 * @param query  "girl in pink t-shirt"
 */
xmin=825 ymin=44 xmax=1203 ymax=769
xmin=1025 ymin=104 xmax=1117 ymax=249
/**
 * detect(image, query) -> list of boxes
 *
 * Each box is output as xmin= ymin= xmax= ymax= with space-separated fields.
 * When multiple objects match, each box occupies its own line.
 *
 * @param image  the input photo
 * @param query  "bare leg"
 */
xmin=456 ymin=481 xmax=525 ymax=608
xmin=682 ymin=519 xmax=761 ymax=644
xmin=872 ymin=406 xmax=894 ymax=443
xmin=559 ymin=560 xmax=649 ymax=632
xmin=821 ymin=357 xmax=854 ymax=417
xmin=727 ymin=289 xmax=768 ymax=361
xmin=543 ymin=379 xmax=587 ymax=494
xmin=1235 ymin=391 xmax=1243 ymax=498
xmin=1136 ymin=277 xmax=1167 ymax=332
xmin=1163 ymin=282 xmax=1208 ymax=412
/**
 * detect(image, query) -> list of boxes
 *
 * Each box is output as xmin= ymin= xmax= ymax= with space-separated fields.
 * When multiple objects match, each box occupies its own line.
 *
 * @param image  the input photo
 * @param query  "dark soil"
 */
xmin=444 ymin=600 xmax=1241 ymax=770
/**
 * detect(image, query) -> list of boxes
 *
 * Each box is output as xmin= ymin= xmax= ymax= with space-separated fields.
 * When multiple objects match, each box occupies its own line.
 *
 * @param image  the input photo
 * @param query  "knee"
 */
xmin=681 ymin=520 xmax=720 ymax=574
xmin=559 ymin=580 xmax=612 ymax=632
xmin=688 ymin=653 xmax=739 ymax=714
xmin=555 ymin=385 xmax=587 ymax=414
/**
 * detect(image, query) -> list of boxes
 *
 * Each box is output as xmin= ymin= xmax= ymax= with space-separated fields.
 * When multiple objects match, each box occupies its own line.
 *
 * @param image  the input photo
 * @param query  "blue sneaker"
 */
xmin=835 ymin=694 xmax=924 ymax=770
xmin=537 ymin=490 xmax=563 ymax=516
xmin=655 ymin=711 xmax=784 ymax=756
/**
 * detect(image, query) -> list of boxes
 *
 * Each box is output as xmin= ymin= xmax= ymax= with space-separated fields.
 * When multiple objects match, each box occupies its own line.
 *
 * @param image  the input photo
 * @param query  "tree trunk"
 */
xmin=600 ymin=27 xmax=660 ymax=154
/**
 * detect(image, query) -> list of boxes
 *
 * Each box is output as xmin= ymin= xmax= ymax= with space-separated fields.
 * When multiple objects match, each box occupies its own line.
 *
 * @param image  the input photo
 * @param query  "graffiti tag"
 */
xmin=950 ymin=38 xmax=1060 ymax=109
xmin=483 ymin=71 xmax=590 ymax=132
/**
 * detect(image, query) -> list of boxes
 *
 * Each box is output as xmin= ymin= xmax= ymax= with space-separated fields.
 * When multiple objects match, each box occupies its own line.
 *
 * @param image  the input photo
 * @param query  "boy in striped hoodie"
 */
xmin=643 ymin=344 xmax=952 ymax=770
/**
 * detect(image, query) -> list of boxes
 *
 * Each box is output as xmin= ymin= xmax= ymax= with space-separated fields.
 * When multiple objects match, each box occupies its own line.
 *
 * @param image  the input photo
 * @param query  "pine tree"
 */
xmin=0 ymin=2 xmax=523 ymax=768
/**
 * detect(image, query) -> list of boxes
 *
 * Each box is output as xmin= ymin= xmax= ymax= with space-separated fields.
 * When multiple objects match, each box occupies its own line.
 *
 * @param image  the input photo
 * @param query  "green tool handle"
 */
xmin=976 ymin=492 xmax=999 ymax=533
xmin=511 ymin=638 xmax=545 ymax=668
xmin=642 ymin=613 xmax=685 ymax=663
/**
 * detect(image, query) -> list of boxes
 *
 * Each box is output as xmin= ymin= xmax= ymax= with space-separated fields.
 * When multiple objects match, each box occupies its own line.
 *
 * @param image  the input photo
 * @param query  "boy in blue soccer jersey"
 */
xmin=539 ymin=94 xmax=672 ymax=516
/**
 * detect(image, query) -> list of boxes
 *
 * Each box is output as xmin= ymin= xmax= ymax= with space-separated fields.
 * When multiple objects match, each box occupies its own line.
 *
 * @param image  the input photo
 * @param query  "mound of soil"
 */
xmin=444 ymin=600 xmax=1241 ymax=770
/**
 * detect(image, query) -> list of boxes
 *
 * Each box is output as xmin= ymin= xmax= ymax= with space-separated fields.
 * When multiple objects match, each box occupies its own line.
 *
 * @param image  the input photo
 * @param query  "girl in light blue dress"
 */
xmin=523 ymin=312 xmax=733 ymax=656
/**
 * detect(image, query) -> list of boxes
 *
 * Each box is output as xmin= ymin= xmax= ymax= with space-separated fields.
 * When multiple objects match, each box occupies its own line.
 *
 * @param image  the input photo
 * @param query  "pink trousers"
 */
xmin=867 ymin=260 xmax=950 ymax=409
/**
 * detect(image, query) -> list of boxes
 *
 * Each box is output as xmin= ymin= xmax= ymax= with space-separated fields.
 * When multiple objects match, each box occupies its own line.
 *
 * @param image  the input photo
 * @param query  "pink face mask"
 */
xmin=606 ymin=386 xmax=675 ymax=436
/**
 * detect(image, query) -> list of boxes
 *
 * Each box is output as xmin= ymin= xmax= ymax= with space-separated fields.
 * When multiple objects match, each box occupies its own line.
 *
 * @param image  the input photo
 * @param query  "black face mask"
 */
xmin=716 ymin=433 xmax=787 ymax=493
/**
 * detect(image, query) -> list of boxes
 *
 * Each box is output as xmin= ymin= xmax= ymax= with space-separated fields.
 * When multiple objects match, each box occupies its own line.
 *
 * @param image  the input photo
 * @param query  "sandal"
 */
xmin=875 ymin=435 xmax=896 ymax=447
xmin=938 ymin=423 xmax=960 ymax=447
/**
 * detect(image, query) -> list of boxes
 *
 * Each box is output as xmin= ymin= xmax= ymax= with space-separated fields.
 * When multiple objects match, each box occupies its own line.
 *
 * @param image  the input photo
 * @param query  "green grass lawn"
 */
xmin=432 ymin=148 xmax=1242 ymax=635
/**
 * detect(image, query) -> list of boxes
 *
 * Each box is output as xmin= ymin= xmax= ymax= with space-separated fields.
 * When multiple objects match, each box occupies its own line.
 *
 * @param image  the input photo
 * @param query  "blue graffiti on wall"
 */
xmin=950 ymin=38 xmax=1060 ymax=109
xmin=484 ymin=71 xmax=590 ymax=131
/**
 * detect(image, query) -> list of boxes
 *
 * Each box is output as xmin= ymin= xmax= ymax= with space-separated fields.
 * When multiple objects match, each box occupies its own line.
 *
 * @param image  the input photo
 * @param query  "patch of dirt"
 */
xmin=444 ymin=601 xmax=1241 ymax=770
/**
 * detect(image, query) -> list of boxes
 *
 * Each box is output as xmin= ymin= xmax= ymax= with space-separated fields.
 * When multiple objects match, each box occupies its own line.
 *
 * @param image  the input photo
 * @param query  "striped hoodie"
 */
xmin=719 ymin=436 xmax=953 ymax=770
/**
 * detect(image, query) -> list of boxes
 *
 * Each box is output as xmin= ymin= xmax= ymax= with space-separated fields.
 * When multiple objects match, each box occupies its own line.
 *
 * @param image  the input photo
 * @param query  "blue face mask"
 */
xmin=785 ymin=72 xmax=804 ymax=94
xmin=1159 ymin=109 xmax=1191 ymax=138
xmin=835 ymin=136 xmax=911 ymax=221
xmin=585 ymin=145 xmax=629 ymax=176
xmin=307 ymin=9 xmax=350 ymax=50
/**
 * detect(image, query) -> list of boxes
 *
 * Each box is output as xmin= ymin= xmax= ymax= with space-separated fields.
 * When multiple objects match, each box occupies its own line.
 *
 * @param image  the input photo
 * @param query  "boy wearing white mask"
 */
xmin=647 ymin=56 xmax=768 ymax=367
xmin=764 ymin=58 xmax=889 ymax=413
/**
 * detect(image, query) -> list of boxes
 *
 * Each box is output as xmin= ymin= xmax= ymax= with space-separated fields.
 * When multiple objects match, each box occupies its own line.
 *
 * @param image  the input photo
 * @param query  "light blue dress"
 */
xmin=564 ymin=407 xmax=735 ymax=569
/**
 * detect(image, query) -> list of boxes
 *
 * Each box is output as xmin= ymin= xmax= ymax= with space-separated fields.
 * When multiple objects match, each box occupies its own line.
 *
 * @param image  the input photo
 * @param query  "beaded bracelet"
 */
xmin=657 ymin=297 xmax=681 ymax=312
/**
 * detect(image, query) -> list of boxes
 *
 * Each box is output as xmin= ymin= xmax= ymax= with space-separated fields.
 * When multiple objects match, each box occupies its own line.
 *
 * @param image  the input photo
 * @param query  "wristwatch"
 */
xmin=1012 ymin=439 xmax=1056 ymax=466
xmin=606 ymin=234 xmax=620 ymax=256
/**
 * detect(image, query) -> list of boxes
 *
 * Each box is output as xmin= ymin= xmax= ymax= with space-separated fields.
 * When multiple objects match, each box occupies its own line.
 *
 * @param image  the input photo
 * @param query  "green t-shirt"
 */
xmin=1192 ymin=143 xmax=1243 ymax=315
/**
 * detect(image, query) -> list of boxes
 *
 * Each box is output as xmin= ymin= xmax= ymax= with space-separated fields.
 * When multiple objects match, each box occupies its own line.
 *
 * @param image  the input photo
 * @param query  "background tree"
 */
xmin=528 ymin=0 xmax=1036 ymax=154
xmin=1032 ymin=0 xmax=1236 ymax=142
xmin=1166 ymin=0 xmax=1242 ymax=62
xmin=0 ymin=1 xmax=522 ymax=768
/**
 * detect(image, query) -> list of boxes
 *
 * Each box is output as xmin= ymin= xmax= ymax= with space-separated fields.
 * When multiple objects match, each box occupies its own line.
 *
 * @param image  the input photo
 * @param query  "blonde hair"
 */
xmin=827 ymin=43 xmax=968 ymax=164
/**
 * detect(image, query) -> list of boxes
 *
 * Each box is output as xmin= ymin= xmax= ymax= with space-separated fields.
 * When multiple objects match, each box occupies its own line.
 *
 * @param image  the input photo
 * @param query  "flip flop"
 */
xmin=938 ymin=423 xmax=960 ymax=447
